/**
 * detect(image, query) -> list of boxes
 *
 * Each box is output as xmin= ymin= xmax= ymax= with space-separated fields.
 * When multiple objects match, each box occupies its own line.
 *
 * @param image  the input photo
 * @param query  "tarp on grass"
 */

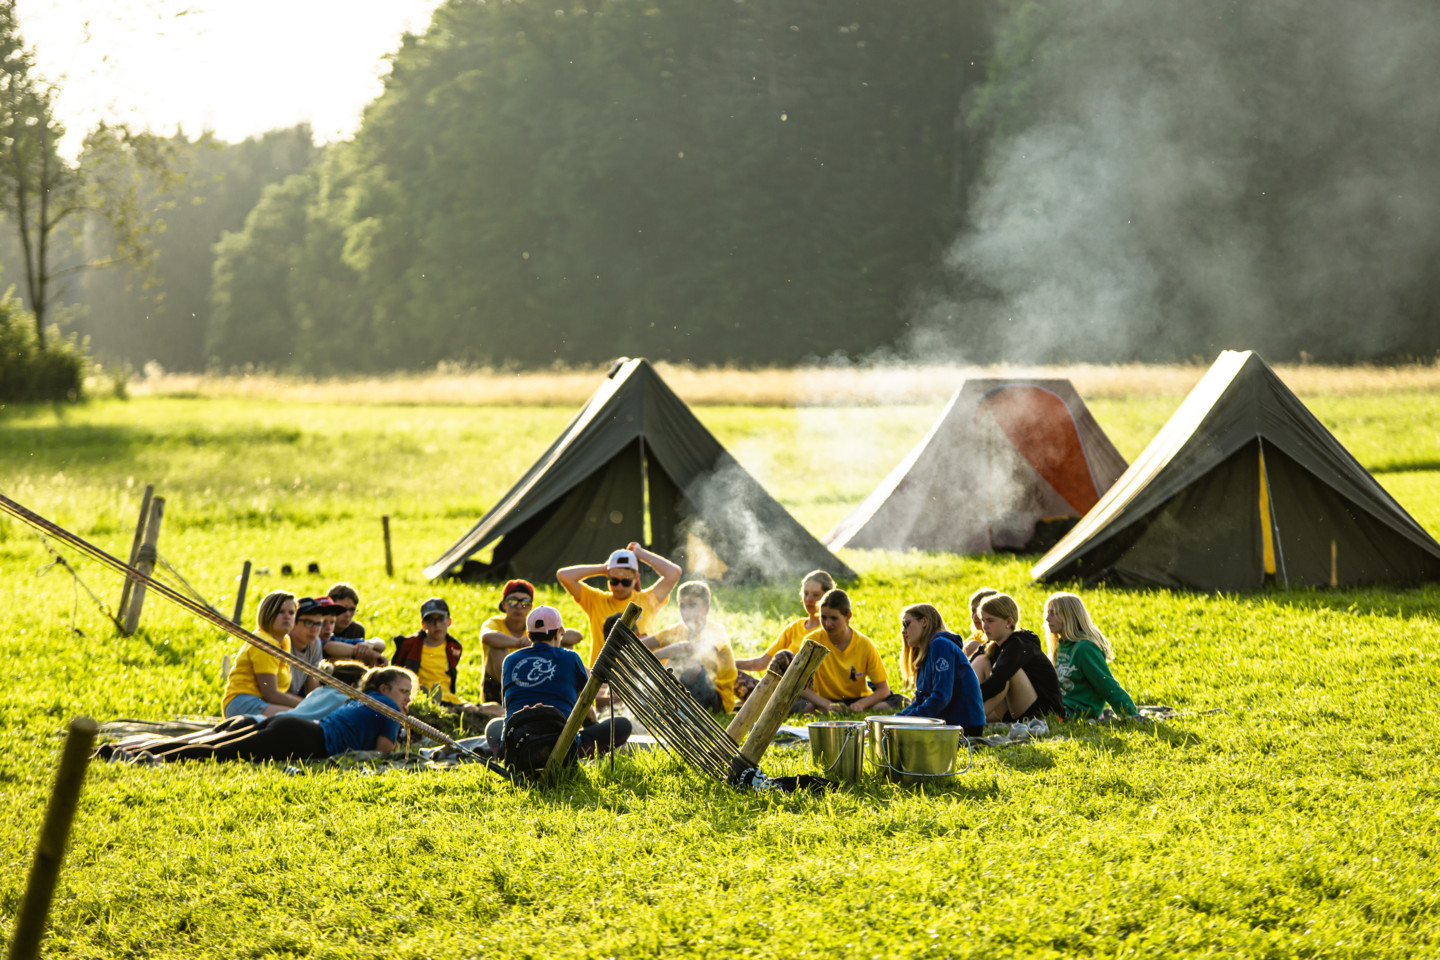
xmin=425 ymin=358 xmax=853 ymax=583
xmin=1031 ymin=350 xmax=1440 ymax=591
xmin=825 ymin=379 xmax=1128 ymax=553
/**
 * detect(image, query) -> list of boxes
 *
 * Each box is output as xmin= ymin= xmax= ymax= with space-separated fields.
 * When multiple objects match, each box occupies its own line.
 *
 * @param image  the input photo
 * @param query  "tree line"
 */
xmin=7 ymin=0 xmax=1440 ymax=379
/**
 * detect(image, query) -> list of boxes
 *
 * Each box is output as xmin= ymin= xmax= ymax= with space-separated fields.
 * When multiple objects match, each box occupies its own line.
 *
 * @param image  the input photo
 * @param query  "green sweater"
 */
xmin=1054 ymin=639 xmax=1137 ymax=719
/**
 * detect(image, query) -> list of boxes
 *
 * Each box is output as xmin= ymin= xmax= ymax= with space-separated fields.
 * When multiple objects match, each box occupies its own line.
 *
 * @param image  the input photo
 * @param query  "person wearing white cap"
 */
xmin=483 ymin=605 xmax=632 ymax=760
xmin=557 ymin=541 xmax=681 ymax=666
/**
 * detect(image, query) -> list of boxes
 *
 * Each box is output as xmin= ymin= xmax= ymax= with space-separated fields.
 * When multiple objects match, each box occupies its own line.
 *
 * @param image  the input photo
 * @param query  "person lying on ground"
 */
xmin=643 ymin=581 xmax=738 ymax=713
xmin=99 ymin=660 xmax=372 ymax=759
xmin=484 ymin=605 xmax=631 ymax=761
xmin=961 ymin=586 xmax=999 ymax=659
xmin=480 ymin=579 xmax=581 ymax=707
xmin=799 ymin=589 xmax=903 ymax=715
xmin=143 ymin=666 xmax=415 ymax=764
xmin=734 ymin=569 xmax=833 ymax=675
xmin=288 ymin=596 xmax=344 ymax=697
xmin=970 ymin=593 xmax=1066 ymax=723
xmin=558 ymin=544 xmax=681 ymax=666
xmin=222 ymin=590 xmax=302 ymax=718
xmin=327 ymin=582 xmax=366 ymax=640
xmin=1045 ymin=592 xmax=1138 ymax=720
xmin=393 ymin=597 xmax=497 ymax=723
xmin=894 ymin=603 xmax=986 ymax=736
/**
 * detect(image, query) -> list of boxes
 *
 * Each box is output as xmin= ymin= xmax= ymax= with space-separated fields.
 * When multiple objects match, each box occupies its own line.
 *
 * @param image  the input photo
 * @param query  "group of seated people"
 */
xmin=119 ymin=545 xmax=1138 ymax=766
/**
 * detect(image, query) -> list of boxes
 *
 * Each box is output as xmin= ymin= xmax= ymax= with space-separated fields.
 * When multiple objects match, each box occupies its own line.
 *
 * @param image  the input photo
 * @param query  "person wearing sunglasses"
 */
xmin=288 ymin=596 xmax=345 ymax=697
xmin=479 ymin=579 xmax=581 ymax=706
xmin=558 ymin=543 xmax=681 ymax=666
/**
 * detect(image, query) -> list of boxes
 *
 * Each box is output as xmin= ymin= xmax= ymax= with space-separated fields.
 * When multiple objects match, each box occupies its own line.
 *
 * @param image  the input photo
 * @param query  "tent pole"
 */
xmin=1259 ymin=437 xmax=1289 ymax=590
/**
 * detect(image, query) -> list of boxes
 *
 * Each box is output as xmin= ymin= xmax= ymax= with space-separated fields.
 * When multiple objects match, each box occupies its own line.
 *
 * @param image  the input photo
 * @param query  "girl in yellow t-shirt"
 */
xmin=222 ymin=591 xmax=302 ymax=718
xmin=799 ymin=588 xmax=899 ymax=715
xmin=734 ymin=569 xmax=835 ymax=674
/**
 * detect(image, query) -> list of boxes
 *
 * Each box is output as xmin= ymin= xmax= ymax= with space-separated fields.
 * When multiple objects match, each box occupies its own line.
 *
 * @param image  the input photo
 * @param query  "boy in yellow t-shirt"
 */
xmin=799 ymin=588 xmax=904 ymax=715
xmin=645 ymin=581 xmax=738 ymax=712
xmin=393 ymin=597 xmax=499 ymax=725
xmin=558 ymin=543 xmax=681 ymax=665
xmin=479 ymin=579 xmax=582 ymax=706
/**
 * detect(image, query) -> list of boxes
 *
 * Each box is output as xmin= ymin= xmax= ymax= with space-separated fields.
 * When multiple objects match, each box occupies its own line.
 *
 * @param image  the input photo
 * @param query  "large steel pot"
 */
xmin=879 ymin=723 xmax=973 ymax=786
xmin=807 ymin=720 xmax=864 ymax=783
xmin=863 ymin=715 xmax=942 ymax=768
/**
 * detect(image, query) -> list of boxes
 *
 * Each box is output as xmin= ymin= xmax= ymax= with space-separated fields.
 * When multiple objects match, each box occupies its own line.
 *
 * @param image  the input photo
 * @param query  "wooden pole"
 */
xmin=121 ymin=497 xmax=164 ymax=637
xmin=232 ymin=560 xmax=252 ymax=625
xmin=7 ymin=716 xmax=98 ymax=960
xmin=736 ymin=638 xmax=828 ymax=769
xmin=382 ymin=515 xmax=394 ymax=578
xmin=116 ymin=485 xmax=153 ymax=626
xmin=543 ymin=602 xmax=642 ymax=777
xmin=725 ymin=660 xmax=786 ymax=744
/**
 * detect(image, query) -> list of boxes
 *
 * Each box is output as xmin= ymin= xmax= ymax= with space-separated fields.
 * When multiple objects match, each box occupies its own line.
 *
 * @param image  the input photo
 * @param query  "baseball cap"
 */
xmin=420 ymin=597 xmax=451 ymax=619
xmin=607 ymin=549 xmax=639 ymax=572
xmin=298 ymin=596 xmax=345 ymax=617
xmin=527 ymin=605 xmax=563 ymax=633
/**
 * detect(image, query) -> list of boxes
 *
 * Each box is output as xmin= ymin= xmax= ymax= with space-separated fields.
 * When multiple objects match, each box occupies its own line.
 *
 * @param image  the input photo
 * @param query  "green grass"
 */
xmin=2 ymin=391 xmax=1439 ymax=958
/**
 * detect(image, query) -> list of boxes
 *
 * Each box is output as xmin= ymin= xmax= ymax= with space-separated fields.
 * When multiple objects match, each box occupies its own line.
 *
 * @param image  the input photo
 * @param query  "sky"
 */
xmin=15 ymin=0 xmax=446 ymax=156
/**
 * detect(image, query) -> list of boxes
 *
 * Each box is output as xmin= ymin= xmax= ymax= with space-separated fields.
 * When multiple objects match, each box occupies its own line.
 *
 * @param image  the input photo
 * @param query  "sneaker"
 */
xmin=1027 ymin=718 xmax=1049 ymax=737
xmin=1007 ymin=723 xmax=1030 ymax=741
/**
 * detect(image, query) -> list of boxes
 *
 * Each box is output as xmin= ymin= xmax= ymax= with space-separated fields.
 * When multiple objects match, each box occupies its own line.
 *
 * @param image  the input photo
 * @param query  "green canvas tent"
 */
xmin=425 ymin=358 xmax=854 ymax=583
xmin=1031 ymin=350 xmax=1440 ymax=591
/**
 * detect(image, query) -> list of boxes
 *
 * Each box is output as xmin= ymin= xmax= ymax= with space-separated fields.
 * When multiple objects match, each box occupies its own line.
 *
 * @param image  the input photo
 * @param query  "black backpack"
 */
xmin=502 ymin=704 xmax=576 ymax=779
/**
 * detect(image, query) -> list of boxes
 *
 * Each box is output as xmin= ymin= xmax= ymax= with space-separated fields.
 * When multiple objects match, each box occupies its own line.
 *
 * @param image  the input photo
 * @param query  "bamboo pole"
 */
xmin=7 ymin=717 xmax=98 ymax=960
xmin=544 ymin=602 xmax=642 ymax=777
xmin=725 ymin=660 xmax=786 ymax=744
xmin=734 ymin=638 xmax=827 ymax=770
xmin=116 ymin=485 xmax=153 ymax=626
xmin=121 ymin=497 xmax=165 ymax=636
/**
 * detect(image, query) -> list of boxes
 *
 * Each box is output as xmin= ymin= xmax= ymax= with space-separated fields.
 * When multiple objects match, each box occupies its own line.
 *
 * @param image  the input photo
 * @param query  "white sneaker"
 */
xmin=1028 ymin=718 xmax=1049 ymax=737
xmin=1008 ymin=723 xmax=1030 ymax=741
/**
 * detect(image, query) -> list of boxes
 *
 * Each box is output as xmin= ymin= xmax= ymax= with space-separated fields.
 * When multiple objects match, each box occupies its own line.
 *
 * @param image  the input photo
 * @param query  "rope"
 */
xmin=0 ymin=491 xmax=509 ymax=779
xmin=154 ymin=551 xmax=223 ymax=616
xmin=34 ymin=537 xmax=125 ymax=633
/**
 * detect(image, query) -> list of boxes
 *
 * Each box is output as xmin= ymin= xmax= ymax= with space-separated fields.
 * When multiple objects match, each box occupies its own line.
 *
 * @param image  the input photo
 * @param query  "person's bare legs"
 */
xmin=970 ymin=653 xmax=992 ymax=684
xmin=981 ymin=667 xmax=1038 ymax=722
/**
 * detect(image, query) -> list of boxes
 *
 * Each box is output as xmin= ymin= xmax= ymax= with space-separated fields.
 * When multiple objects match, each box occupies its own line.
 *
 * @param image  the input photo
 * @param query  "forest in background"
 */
xmin=8 ymin=0 xmax=1440 ymax=374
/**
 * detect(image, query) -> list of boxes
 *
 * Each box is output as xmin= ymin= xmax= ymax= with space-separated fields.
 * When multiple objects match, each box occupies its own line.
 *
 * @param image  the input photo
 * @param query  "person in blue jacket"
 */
xmin=894 ymin=603 xmax=986 ymax=736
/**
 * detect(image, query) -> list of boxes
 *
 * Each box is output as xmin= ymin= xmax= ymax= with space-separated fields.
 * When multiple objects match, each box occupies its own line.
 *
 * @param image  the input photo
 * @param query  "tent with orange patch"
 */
xmin=824 ymin=379 xmax=1128 ymax=554
xmin=1032 ymin=351 xmax=1440 ymax=591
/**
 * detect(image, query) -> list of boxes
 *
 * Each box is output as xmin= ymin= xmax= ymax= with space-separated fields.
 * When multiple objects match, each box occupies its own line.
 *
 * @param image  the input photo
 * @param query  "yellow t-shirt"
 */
xmin=575 ymin=582 xmax=666 ymax=666
xmin=481 ymin=614 xmax=528 ymax=685
xmin=417 ymin=642 xmax=460 ymax=703
xmin=653 ymin=621 xmax=739 ymax=712
xmin=221 ymin=635 xmax=292 ymax=711
xmin=805 ymin=627 xmax=889 ymax=702
xmin=763 ymin=618 xmax=814 ymax=658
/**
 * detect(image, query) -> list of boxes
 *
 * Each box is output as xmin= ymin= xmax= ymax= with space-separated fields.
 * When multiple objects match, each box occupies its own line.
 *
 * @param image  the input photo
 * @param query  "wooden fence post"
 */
xmin=121 ymin=497 xmax=164 ymax=637
xmin=232 ymin=560 xmax=252 ymax=625
xmin=116 ymin=485 xmax=153 ymax=627
xmin=382 ymin=515 xmax=394 ymax=577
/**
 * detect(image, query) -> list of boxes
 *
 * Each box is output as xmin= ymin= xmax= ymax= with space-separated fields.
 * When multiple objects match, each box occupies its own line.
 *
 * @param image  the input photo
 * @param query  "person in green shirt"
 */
xmin=1045 ymin=592 xmax=1138 ymax=720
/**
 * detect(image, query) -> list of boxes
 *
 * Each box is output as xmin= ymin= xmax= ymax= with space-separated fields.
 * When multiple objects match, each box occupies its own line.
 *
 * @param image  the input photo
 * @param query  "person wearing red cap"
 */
xmin=479 ymin=579 xmax=580 ymax=707
xmin=557 ymin=542 xmax=681 ymax=666
xmin=483 ymin=605 xmax=631 ymax=761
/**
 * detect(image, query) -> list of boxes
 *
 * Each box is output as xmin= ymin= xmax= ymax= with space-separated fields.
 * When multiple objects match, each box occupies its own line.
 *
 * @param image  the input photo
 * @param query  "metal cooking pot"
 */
xmin=879 ymin=723 xmax=974 ymax=786
xmin=807 ymin=720 xmax=864 ymax=783
xmin=863 ymin=715 xmax=942 ymax=768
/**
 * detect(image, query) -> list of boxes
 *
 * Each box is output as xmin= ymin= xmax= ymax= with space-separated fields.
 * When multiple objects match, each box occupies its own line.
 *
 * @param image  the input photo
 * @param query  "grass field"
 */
xmin=2 ymin=374 xmax=1439 ymax=958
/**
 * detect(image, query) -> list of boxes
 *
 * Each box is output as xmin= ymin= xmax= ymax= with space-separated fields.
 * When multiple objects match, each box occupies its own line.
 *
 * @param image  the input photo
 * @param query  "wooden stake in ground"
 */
xmin=7 ymin=717 xmax=98 ymax=960
xmin=729 ymin=638 xmax=827 ymax=779
xmin=725 ymin=659 xmax=786 ymax=745
xmin=232 ymin=560 xmax=252 ymax=625
xmin=544 ymin=602 xmax=642 ymax=777
xmin=382 ymin=515 xmax=394 ymax=577
xmin=116 ymin=485 xmax=154 ymax=625
xmin=121 ymin=497 xmax=165 ymax=637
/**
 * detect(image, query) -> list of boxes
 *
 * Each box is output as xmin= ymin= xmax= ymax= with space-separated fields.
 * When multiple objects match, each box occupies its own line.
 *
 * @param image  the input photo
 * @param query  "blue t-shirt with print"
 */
xmin=898 ymin=632 xmax=986 ymax=730
xmin=502 ymin=643 xmax=589 ymax=718
xmin=319 ymin=692 xmax=402 ymax=755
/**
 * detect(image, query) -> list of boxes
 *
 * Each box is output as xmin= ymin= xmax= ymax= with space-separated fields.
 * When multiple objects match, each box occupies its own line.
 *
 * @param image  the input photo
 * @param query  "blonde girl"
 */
xmin=894 ymin=603 xmax=985 ymax=734
xmin=735 ymin=569 xmax=835 ymax=674
xmin=1044 ymin=592 xmax=1137 ymax=719
xmin=972 ymin=592 xmax=1066 ymax=722
xmin=221 ymin=590 xmax=302 ymax=718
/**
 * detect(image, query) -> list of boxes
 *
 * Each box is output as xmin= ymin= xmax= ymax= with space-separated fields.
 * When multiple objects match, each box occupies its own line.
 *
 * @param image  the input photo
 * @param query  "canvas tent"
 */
xmin=825 ymin=379 xmax=1128 ymax=554
xmin=1032 ymin=350 xmax=1440 ymax=591
xmin=425 ymin=358 xmax=854 ymax=583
